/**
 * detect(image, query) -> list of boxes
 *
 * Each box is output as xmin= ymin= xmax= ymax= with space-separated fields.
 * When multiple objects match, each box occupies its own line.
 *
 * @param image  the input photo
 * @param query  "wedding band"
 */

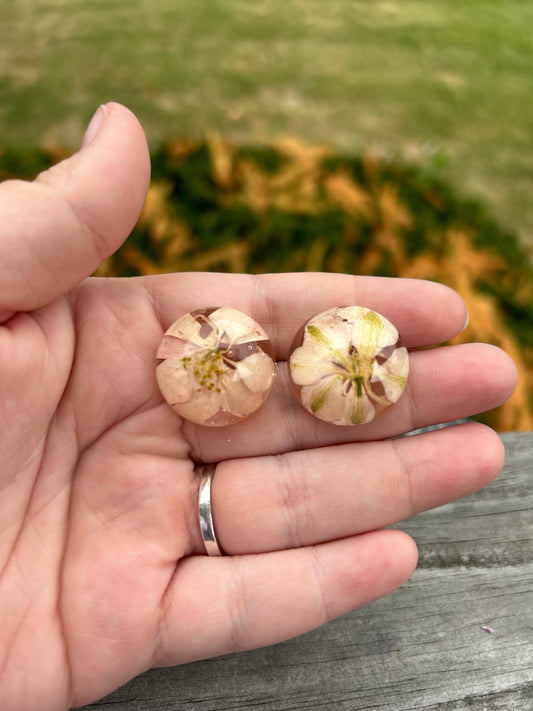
xmin=198 ymin=463 xmax=224 ymax=556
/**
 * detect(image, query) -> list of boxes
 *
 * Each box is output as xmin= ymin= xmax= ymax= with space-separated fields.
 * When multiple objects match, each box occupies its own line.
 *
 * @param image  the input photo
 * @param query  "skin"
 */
xmin=0 ymin=103 xmax=518 ymax=710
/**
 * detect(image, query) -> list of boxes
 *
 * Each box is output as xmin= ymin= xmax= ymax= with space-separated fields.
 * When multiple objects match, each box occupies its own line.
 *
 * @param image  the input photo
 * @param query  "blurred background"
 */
xmin=1 ymin=0 xmax=532 ymax=429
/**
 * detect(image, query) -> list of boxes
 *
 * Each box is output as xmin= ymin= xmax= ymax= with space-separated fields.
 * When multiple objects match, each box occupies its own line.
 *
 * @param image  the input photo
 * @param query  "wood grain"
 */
xmin=76 ymin=432 xmax=533 ymax=710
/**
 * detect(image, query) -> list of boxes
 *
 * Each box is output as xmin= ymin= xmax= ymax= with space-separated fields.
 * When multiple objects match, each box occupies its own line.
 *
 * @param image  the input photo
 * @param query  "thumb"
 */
xmin=0 ymin=102 xmax=150 ymax=316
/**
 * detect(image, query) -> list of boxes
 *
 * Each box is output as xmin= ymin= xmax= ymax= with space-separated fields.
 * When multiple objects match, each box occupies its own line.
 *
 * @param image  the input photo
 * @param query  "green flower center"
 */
xmin=183 ymin=350 xmax=225 ymax=393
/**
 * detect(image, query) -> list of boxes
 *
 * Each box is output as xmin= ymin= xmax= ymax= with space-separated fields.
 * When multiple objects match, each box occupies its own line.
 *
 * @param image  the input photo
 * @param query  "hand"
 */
xmin=0 ymin=103 xmax=517 ymax=711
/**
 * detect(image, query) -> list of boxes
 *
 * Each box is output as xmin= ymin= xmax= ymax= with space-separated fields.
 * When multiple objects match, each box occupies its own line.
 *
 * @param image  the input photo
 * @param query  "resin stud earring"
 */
xmin=289 ymin=306 xmax=408 ymax=425
xmin=156 ymin=307 xmax=276 ymax=426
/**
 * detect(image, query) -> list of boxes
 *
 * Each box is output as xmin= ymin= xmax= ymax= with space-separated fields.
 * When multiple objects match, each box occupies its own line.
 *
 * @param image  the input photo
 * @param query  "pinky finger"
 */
xmin=155 ymin=529 xmax=418 ymax=667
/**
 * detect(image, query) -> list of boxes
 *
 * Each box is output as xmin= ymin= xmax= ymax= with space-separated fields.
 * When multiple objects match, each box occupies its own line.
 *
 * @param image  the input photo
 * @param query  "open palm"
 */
xmin=0 ymin=104 xmax=517 ymax=711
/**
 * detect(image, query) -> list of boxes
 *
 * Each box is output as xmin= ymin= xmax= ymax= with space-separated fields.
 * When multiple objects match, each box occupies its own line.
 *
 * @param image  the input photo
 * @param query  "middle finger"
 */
xmin=187 ymin=342 xmax=515 ymax=461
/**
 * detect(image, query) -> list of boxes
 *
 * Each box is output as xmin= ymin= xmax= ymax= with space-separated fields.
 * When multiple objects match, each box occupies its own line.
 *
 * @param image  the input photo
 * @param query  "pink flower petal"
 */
xmin=156 ymin=358 xmax=194 ymax=404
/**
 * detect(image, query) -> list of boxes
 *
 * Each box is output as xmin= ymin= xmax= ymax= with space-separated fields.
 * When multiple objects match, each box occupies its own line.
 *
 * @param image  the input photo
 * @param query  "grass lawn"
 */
xmin=1 ymin=0 xmax=532 ymax=247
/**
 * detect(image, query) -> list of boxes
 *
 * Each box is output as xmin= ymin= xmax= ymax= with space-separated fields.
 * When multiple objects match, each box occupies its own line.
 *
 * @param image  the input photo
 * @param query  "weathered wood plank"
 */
xmin=77 ymin=432 xmax=533 ymax=710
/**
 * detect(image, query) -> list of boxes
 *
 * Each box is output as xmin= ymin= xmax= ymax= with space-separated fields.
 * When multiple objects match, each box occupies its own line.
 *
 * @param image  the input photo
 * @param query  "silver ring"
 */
xmin=198 ymin=463 xmax=224 ymax=556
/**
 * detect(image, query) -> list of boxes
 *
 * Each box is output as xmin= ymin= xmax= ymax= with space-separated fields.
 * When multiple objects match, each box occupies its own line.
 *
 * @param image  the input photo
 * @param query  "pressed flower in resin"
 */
xmin=289 ymin=306 xmax=408 ymax=425
xmin=156 ymin=307 xmax=275 ymax=426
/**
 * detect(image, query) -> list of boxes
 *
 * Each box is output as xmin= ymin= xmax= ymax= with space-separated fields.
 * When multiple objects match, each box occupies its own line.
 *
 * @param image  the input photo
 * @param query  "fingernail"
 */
xmin=461 ymin=309 xmax=469 ymax=333
xmin=81 ymin=104 xmax=109 ymax=148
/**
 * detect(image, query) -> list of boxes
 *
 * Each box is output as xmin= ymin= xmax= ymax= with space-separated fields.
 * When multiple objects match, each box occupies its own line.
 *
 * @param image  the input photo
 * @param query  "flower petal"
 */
xmin=165 ymin=312 xmax=217 ymax=352
xmin=156 ymin=335 xmax=192 ymax=360
xmin=346 ymin=388 xmax=376 ymax=425
xmin=171 ymin=386 xmax=222 ymax=425
xmin=211 ymin=307 xmax=269 ymax=346
xmin=219 ymin=371 xmax=266 ymax=418
xmin=303 ymin=308 xmax=354 ymax=356
xmin=156 ymin=358 xmax=194 ymax=404
xmin=350 ymin=308 xmax=398 ymax=359
xmin=290 ymin=340 xmax=346 ymax=386
xmin=371 ymin=346 xmax=409 ymax=403
xmin=301 ymin=375 xmax=347 ymax=424
xmin=235 ymin=350 xmax=276 ymax=393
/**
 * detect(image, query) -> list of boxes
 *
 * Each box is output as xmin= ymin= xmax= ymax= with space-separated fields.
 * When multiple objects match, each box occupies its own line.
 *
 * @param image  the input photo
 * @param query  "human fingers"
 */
xmin=0 ymin=102 xmax=150 ymax=319
xmin=185 ymin=342 xmax=517 ymax=460
xmin=155 ymin=529 xmax=417 ymax=666
xmin=193 ymin=423 xmax=503 ymax=555
xmin=148 ymin=271 xmax=468 ymax=358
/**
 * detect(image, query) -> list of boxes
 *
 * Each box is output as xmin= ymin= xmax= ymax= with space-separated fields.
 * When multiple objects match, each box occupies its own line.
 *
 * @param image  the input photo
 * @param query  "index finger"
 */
xmin=146 ymin=271 xmax=468 ymax=359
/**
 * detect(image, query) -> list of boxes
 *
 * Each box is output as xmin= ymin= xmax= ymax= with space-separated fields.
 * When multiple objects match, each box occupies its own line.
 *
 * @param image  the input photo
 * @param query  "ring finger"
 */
xmin=195 ymin=422 xmax=504 ymax=555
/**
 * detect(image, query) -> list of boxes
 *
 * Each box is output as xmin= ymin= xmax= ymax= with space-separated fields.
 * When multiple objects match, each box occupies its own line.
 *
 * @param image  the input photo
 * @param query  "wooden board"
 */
xmin=76 ymin=432 xmax=533 ymax=710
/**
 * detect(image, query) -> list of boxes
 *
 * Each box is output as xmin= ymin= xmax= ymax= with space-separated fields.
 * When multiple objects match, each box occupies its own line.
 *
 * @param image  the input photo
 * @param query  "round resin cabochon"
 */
xmin=289 ymin=306 xmax=409 ymax=425
xmin=156 ymin=307 xmax=276 ymax=426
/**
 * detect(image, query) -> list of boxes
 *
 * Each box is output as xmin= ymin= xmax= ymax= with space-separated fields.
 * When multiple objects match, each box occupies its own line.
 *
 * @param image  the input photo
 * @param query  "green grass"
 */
xmin=1 ymin=0 xmax=533 ymax=248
